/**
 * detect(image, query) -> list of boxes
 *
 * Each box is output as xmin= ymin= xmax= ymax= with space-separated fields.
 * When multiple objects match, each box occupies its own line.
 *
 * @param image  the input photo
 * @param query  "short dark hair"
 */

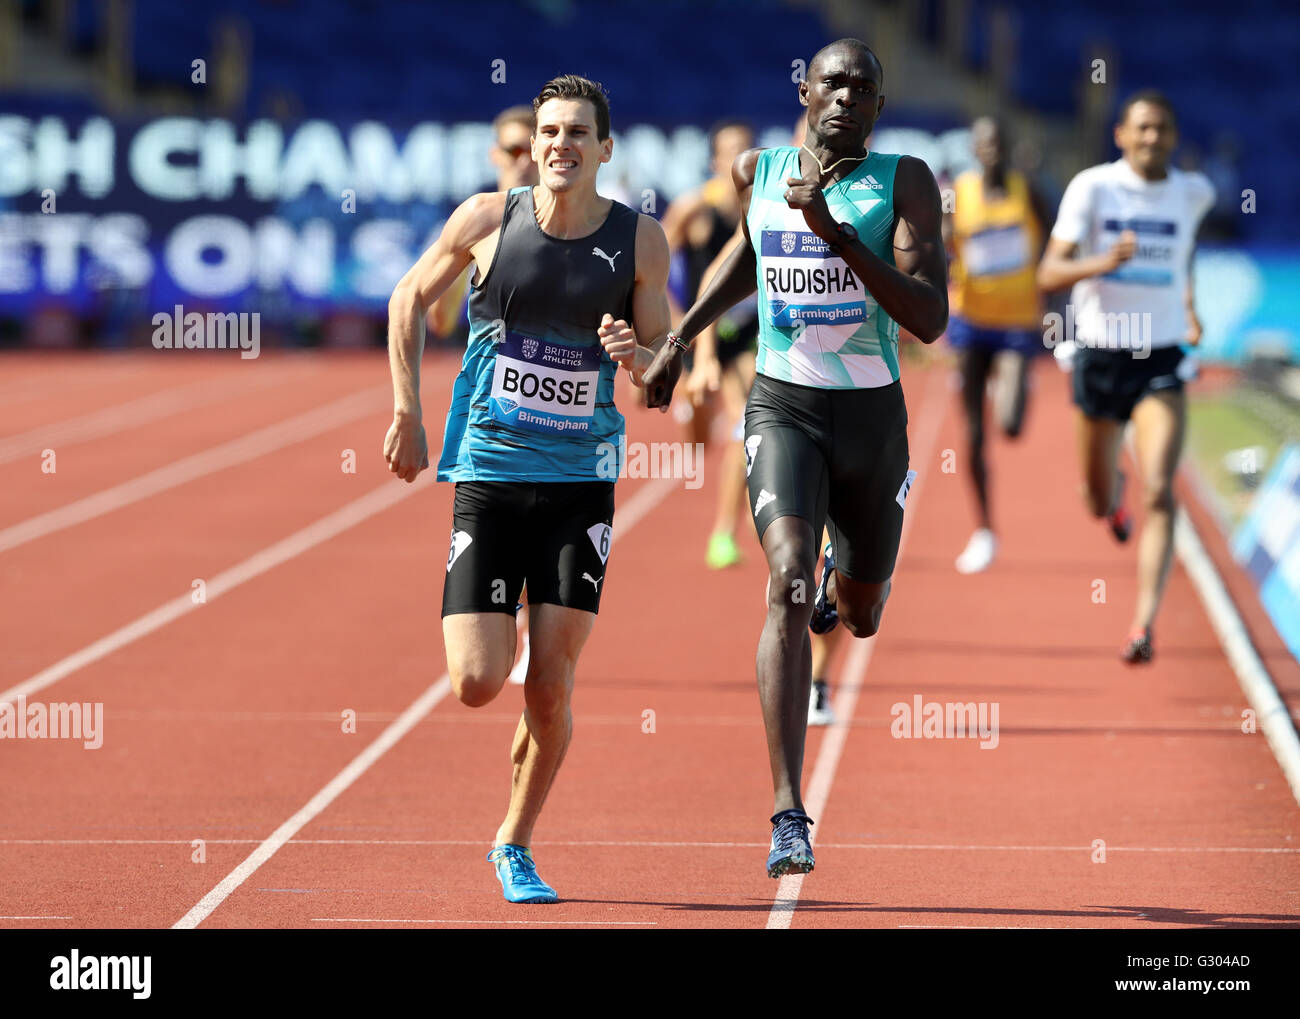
xmin=708 ymin=118 xmax=754 ymax=156
xmin=533 ymin=75 xmax=610 ymax=140
xmin=493 ymin=105 xmax=535 ymax=137
xmin=809 ymin=38 xmax=884 ymax=90
xmin=1118 ymin=90 xmax=1177 ymax=128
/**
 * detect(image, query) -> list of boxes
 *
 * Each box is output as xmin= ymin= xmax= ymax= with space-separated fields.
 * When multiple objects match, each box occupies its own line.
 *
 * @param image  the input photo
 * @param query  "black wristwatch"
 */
xmin=827 ymin=221 xmax=858 ymax=254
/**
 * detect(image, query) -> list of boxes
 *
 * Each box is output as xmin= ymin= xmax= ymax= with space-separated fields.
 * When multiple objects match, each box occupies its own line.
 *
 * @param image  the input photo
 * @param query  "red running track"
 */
xmin=0 ymin=351 xmax=1296 ymax=929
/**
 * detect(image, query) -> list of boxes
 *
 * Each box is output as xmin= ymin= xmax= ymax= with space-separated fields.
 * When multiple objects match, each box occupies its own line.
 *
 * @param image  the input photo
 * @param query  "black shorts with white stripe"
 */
xmin=441 ymin=480 xmax=615 ymax=616
xmin=743 ymin=373 xmax=912 ymax=584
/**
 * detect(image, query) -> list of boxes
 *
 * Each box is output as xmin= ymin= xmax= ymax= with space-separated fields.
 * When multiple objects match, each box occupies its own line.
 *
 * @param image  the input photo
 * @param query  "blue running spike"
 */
xmin=487 ymin=844 xmax=557 ymax=903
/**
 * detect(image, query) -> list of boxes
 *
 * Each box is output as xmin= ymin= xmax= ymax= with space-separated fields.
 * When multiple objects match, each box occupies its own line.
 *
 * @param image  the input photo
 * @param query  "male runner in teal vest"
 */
xmin=643 ymin=38 xmax=948 ymax=878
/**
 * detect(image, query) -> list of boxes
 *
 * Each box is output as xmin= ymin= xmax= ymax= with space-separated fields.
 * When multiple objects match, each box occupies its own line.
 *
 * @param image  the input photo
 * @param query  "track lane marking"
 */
xmin=5 ymin=838 xmax=1296 ymax=852
xmin=1173 ymin=500 xmax=1300 ymax=809
xmin=78 ymin=708 xmax=1284 ymax=729
xmin=310 ymin=918 xmax=658 ymax=926
xmin=0 ymin=915 xmax=73 ymax=920
xmin=898 ymin=924 xmax=1081 ymax=930
xmin=0 ymin=474 xmax=430 ymax=704
xmin=172 ymin=477 xmax=677 ymax=929
xmin=0 ymin=369 xmax=307 ymax=466
xmin=0 ymin=385 xmax=388 ymax=554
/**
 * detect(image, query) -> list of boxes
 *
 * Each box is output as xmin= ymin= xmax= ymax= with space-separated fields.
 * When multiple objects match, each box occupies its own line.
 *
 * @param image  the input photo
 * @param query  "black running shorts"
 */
xmin=441 ymin=481 xmax=616 ymax=616
xmin=743 ymin=373 xmax=913 ymax=584
xmin=1072 ymin=345 xmax=1189 ymax=422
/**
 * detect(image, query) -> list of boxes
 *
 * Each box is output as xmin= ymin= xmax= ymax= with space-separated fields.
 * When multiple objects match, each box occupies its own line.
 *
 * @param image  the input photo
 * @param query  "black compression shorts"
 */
xmin=441 ymin=481 xmax=616 ymax=616
xmin=743 ymin=373 xmax=913 ymax=584
xmin=1071 ymin=345 xmax=1189 ymax=422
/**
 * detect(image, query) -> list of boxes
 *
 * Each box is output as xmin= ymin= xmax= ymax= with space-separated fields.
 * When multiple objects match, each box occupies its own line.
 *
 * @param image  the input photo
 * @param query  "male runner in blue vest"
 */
xmin=384 ymin=75 xmax=672 ymax=903
xmin=643 ymin=38 xmax=948 ymax=878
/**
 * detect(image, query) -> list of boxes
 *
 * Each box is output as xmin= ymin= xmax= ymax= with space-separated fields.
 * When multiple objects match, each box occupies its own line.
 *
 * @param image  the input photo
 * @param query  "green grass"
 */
xmin=1186 ymin=387 xmax=1300 ymax=531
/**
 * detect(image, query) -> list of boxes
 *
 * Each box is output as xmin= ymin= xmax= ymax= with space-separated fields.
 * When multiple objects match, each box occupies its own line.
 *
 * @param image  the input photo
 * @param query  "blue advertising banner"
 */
xmin=0 ymin=111 xmax=968 ymax=327
xmin=2 ymin=108 xmax=1298 ymax=363
xmin=1232 ymin=445 xmax=1300 ymax=659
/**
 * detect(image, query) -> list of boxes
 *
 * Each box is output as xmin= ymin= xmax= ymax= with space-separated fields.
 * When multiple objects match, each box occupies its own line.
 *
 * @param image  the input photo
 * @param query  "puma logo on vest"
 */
xmin=592 ymin=247 xmax=621 ymax=272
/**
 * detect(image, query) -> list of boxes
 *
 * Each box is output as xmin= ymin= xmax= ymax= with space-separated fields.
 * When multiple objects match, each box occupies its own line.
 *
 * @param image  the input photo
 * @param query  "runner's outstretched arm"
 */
xmin=1036 ymin=233 xmax=1136 ymax=293
xmin=686 ymin=223 xmax=747 ymax=401
xmin=641 ymin=148 xmax=763 ymax=407
xmin=384 ymin=192 xmax=502 ymax=482
xmin=1183 ymin=242 xmax=1202 ymax=346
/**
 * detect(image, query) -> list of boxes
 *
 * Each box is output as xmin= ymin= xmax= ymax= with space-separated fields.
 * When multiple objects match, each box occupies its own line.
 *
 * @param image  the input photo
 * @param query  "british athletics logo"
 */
xmin=489 ymin=331 xmax=601 ymax=435
xmin=761 ymin=229 xmax=832 ymax=258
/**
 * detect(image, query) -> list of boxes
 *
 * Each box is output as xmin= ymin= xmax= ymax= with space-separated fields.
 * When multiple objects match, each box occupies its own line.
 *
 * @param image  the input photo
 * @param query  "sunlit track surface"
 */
xmin=0 ymin=352 xmax=1296 ymax=930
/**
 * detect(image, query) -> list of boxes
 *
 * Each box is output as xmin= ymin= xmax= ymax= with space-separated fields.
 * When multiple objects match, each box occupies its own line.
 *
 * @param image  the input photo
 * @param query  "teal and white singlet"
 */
xmin=747 ymin=147 xmax=903 ymax=389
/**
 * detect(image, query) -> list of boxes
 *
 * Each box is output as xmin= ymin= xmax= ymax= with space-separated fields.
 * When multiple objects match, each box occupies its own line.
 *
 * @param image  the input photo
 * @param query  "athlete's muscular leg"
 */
xmin=828 ymin=571 xmax=891 ymax=639
xmin=959 ymin=347 xmax=995 ymax=529
xmin=1129 ymin=389 xmax=1186 ymax=631
xmin=810 ymin=625 xmax=843 ymax=683
xmin=810 ymin=527 xmax=844 ymax=682
xmin=1076 ymin=410 xmax=1127 ymax=517
xmin=994 ymin=350 xmax=1030 ymax=439
xmin=444 ymin=612 xmax=517 ymax=707
xmin=757 ymin=515 xmax=819 ymax=815
xmin=495 ymin=603 xmax=595 ymax=848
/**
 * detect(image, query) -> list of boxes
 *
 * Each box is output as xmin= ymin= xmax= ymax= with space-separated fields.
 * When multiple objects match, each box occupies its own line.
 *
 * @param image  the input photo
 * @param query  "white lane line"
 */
xmin=899 ymin=925 xmax=1080 ymax=930
xmin=0 ymin=840 xmax=270 ymax=845
xmin=822 ymin=843 xmax=1300 ymax=853
xmin=311 ymin=918 xmax=658 ymax=926
xmin=172 ymin=477 xmax=678 ymax=930
xmin=0 ymin=371 xmax=300 ymax=466
xmin=36 ymin=707 xmax=1281 ymax=730
xmin=5 ymin=838 xmax=1297 ymax=853
xmin=0 ymin=915 xmax=73 ymax=920
xmin=0 ymin=475 xmax=430 ymax=705
xmin=767 ymin=369 xmax=949 ymax=931
xmin=0 ymin=360 xmax=142 ymax=403
xmin=0 ymin=385 xmax=387 ymax=554
xmin=171 ymin=676 xmax=454 ymax=930
xmin=1174 ymin=502 xmax=1300 ymax=810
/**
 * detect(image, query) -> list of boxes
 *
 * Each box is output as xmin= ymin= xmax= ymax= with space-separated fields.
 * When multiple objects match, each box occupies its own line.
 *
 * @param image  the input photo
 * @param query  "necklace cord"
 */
xmin=800 ymin=143 xmax=868 ymax=180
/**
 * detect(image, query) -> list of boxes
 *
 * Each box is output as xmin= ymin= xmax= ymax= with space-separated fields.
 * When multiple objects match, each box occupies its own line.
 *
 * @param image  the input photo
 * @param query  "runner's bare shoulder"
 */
xmin=445 ymin=190 xmax=512 ymax=252
xmin=731 ymin=148 xmax=767 ymax=192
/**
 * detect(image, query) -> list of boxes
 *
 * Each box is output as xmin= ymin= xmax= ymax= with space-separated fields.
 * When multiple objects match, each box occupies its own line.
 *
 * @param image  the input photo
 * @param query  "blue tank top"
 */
xmin=436 ymin=186 xmax=639 ymax=482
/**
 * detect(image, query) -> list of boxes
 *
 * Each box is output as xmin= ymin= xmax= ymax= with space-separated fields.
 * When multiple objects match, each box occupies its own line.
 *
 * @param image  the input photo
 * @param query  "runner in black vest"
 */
xmin=384 ymin=75 xmax=673 ymax=904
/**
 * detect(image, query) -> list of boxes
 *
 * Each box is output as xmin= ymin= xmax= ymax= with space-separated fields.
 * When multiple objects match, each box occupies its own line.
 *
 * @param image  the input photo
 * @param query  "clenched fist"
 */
xmin=384 ymin=413 xmax=429 ymax=483
xmin=1107 ymin=229 xmax=1138 ymax=271
xmin=598 ymin=313 xmax=637 ymax=367
xmin=640 ymin=341 xmax=683 ymax=411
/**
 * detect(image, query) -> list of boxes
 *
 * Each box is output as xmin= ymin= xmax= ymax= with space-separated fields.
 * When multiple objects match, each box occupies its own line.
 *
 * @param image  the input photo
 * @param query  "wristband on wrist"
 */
xmin=666 ymin=331 xmax=690 ymax=354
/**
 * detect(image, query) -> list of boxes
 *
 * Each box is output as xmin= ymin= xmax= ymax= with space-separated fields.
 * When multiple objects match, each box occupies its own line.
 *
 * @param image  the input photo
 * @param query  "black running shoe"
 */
xmin=1120 ymin=626 xmax=1153 ymax=664
xmin=1107 ymin=472 xmax=1132 ymax=543
xmin=809 ymin=543 xmax=839 ymax=635
xmin=767 ymin=809 xmax=815 ymax=878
